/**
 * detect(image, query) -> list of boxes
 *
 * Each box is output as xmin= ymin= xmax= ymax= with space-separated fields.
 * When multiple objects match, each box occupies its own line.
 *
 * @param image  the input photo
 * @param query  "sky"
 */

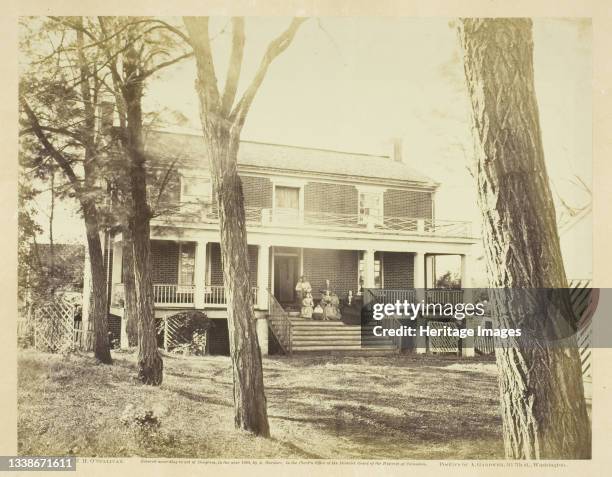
xmin=32 ymin=17 xmax=592 ymax=279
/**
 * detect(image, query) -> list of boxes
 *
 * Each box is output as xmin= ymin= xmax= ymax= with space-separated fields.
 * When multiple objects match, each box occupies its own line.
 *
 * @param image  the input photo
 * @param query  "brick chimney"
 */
xmin=392 ymin=137 xmax=403 ymax=163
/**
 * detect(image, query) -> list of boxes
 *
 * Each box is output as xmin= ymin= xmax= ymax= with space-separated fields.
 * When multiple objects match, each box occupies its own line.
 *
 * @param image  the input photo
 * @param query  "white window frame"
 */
xmin=357 ymin=251 xmax=384 ymax=291
xmin=271 ymin=178 xmax=306 ymax=223
xmin=177 ymin=242 xmax=195 ymax=287
xmin=357 ymin=186 xmax=385 ymax=226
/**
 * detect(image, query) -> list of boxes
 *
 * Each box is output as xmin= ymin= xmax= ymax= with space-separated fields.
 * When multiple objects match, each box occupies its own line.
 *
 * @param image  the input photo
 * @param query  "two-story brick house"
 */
xmin=103 ymin=129 xmax=478 ymax=354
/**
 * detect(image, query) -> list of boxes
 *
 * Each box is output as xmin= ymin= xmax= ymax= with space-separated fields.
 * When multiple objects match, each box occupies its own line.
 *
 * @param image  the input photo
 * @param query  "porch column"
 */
xmin=461 ymin=254 xmax=472 ymax=303
xmin=414 ymin=251 xmax=426 ymax=353
xmin=194 ymin=240 xmax=208 ymax=309
xmin=111 ymin=239 xmax=127 ymax=348
xmin=120 ymin=312 xmax=129 ymax=350
xmin=413 ymin=252 xmax=425 ymax=302
xmin=257 ymin=245 xmax=270 ymax=310
xmin=111 ymin=239 xmax=122 ymax=291
xmin=363 ymin=249 xmax=376 ymax=289
xmin=256 ymin=317 xmax=269 ymax=356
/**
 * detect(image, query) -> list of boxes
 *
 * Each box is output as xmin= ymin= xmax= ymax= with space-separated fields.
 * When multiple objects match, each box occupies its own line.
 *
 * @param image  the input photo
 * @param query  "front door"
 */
xmin=274 ymin=255 xmax=299 ymax=305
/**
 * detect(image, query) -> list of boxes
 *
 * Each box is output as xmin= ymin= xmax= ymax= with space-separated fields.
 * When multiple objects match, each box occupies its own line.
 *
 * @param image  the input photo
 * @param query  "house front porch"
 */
xmin=108 ymin=235 xmax=475 ymax=354
xmin=110 ymin=239 xmax=471 ymax=311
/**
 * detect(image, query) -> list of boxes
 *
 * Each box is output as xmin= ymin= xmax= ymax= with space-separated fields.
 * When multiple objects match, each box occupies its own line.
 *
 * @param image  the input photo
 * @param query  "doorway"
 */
xmin=274 ymin=254 xmax=299 ymax=305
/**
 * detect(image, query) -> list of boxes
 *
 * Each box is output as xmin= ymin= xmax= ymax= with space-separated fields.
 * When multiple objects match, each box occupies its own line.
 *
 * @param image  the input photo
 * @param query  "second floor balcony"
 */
xmin=154 ymin=202 xmax=473 ymax=239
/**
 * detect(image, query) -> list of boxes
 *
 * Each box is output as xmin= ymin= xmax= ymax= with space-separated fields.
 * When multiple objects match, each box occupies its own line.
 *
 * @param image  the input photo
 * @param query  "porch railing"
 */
xmin=111 ymin=283 xmax=125 ymax=307
xmin=365 ymin=288 xmax=465 ymax=307
xmin=425 ymin=289 xmax=464 ymax=306
xmin=160 ymin=202 xmax=472 ymax=238
xmin=267 ymin=290 xmax=292 ymax=354
xmin=202 ymin=285 xmax=259 ymax=307
xmin=368 ymin=288 xmax=417 ymax=304
xmin=154 ymin=284 xmax=195 ymax=305
xmin=114 ymin=283 xmax=260 ymax=308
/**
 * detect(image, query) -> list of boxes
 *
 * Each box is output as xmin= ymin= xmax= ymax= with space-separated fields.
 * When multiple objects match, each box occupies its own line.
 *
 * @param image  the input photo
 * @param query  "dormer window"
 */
xmin=180 ymin=175 xmax=213 ymax=204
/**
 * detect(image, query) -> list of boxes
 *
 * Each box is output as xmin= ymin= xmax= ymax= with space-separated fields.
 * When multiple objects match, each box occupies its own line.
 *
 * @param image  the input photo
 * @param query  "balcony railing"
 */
xmin=156 ymin=203 xmax=472 ymax=238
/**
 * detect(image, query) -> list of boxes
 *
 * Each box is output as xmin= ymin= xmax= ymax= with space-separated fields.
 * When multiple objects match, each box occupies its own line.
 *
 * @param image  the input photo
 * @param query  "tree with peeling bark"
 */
xmin=19 ymin=17 xmax=113 ymax=364
xmin=93 ymin=16 xmax=193 ymax=384
xmin=182 ymin=17 xmax=306 ymax=436
xmin=459 ymin=18 xmax=591 ymax=459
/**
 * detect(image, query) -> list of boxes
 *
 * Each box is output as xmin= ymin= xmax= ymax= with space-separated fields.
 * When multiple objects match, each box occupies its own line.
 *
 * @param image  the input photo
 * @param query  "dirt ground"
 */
xmin=18 ymin=349 xmax=504 ymax=459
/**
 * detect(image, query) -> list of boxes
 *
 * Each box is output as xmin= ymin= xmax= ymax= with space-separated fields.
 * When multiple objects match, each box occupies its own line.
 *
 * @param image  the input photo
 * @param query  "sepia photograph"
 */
xmin=14 ymin=12 xmax=597 ymax=466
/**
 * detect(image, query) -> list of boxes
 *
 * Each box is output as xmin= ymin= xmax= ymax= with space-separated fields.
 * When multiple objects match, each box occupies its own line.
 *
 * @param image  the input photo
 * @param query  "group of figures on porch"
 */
xmin=295 ymin=277 xmax=342 ymax=321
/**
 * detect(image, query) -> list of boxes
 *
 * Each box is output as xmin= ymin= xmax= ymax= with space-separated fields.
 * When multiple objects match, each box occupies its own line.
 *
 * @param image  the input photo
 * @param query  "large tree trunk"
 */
xmin=83 ymin=203 xmax=112 ymax=364
xmin=184 ymin=15 xmax=306 ymax=438
xmin=122 ymin=228 xmax=138 ymax=347
xmin=459 ymin=18 xmax=591 ymax=459
xmin=129 ymin=212 xmax=162 ymax=384
xmin=124 ymin=80 xmax=163 ymax=385
xmin=205 ymin=129 xmax=270 ymax=437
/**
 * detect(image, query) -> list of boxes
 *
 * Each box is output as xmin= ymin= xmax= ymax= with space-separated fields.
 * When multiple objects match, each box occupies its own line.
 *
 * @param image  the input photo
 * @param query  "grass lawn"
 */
xmin=18 ymin=349 xmax=504 ymax=459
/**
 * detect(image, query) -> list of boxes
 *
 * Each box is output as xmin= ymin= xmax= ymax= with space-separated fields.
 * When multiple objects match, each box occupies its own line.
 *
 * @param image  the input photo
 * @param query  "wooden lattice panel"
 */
xmin=159 ymin=313 xmax=209 ymax=353
xmin=428 ymin=321 xmax=459 ymax=354
xmin=569 ymin=280 xmax=593 ymax=379
xmin=33 ymin=299 xmax=75 ymax=353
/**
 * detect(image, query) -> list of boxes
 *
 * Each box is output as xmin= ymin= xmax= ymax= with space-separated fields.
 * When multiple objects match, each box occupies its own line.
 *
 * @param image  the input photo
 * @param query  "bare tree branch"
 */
xmin=19 ymin=125 xmax=84 ymax=143
xmin=154 ymin=158 xmax=179 ymax=209
xmin=220 ymin=18 xmax=245 ymax=116
xmin=141 ymin=19 xmax=191 ymax=45
xmin=183 ymin=17 xmax=221 ymax=111
xmin=20 ymin=98 xmax=81 ymax=192
xmin=231 ymin=17 xmax=307 ymax=127
xmin=141 ymin=51 xmax=194 ymax=79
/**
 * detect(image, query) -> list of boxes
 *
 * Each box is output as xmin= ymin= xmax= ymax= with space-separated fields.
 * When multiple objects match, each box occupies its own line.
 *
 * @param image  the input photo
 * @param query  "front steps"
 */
xmin=287 ymin=315 xmax=397 ymax=354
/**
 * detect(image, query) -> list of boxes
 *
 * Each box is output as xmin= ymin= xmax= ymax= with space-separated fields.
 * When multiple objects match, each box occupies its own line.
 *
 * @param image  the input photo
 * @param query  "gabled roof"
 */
xmin=145 ymin=129 xmax=439 ymax=188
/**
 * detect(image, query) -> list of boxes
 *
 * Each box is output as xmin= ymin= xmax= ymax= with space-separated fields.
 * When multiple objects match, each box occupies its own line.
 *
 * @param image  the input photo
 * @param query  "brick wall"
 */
xmin=208 ymin=243 xmax=258 ymax=288
xmin=384 ymin=189 xmax=433 ymax=219
xmin=302 ymin=249 xmax=359 ymax=299
xmin=151 ymin=241 xmax=179 ymax=284
xmin=241 ymin=175 xmax=273 ymax=209
xmin=382 ymin=252 xmax=414 ymax=288
xmin=304 ymin=182 xmax=358 ymax=215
